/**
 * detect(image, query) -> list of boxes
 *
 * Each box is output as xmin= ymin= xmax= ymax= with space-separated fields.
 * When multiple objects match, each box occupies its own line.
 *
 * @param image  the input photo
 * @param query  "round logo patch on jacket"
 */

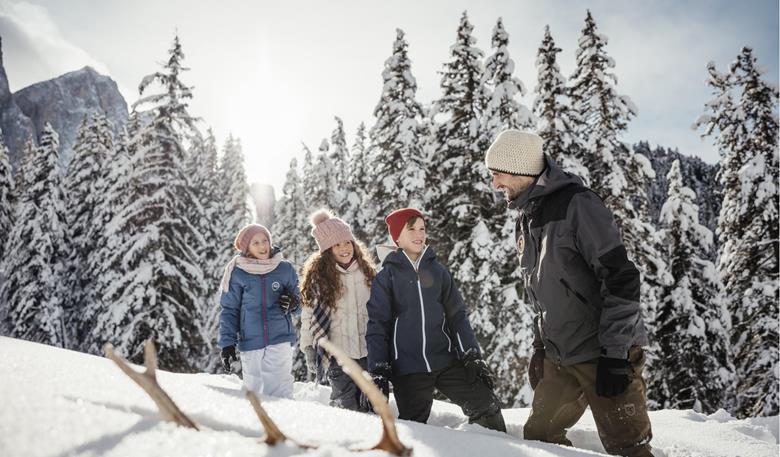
xmin=272 ymin=281 xmax=281 ymax=291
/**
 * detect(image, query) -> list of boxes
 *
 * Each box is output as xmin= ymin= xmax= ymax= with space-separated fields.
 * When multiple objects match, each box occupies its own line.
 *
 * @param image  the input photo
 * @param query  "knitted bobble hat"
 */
xmin=234 ymin=224 xmax=272 ymax=254
xmin=485 ymin=129 xmax=545 ymax=176
xmin=310 ymin=209 xmax=355 ymax=253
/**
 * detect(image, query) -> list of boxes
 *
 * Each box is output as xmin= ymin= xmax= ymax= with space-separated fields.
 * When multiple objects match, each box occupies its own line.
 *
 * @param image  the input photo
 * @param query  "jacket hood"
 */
xmin=509 ymin=154 xmax=584 ymax=210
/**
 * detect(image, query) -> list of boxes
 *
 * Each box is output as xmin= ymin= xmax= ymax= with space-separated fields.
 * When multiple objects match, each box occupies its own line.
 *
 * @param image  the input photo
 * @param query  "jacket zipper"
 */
xmin=261 ymin=276 xmax=269 ymax=346
xmin=393 ymin=317 xmax=399 ymax=360
xmin=403 ymin=248 xmax=432 ymax=372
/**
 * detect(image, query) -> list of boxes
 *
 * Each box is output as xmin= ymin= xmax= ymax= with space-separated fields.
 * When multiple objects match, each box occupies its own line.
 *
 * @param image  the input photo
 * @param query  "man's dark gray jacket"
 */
xmin=510 ymin=155 xmax=647 ymax=366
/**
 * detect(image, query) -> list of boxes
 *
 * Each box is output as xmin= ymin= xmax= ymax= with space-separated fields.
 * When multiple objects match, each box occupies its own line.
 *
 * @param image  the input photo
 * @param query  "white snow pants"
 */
xmin=240 ymin=343 xmax=294 ymax=399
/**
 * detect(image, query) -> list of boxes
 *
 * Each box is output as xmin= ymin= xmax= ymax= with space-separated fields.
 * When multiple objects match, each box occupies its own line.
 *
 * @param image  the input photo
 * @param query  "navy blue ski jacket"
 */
xmin=366 ymin=246 xmax=480 ymax=376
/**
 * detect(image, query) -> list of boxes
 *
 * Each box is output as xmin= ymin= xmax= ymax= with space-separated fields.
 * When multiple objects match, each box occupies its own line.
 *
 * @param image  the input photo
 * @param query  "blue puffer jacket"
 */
xmin=219 ymin=252 xmax=300 ymax=352
xmin=366 ymin=246 xmax=480 ymax=376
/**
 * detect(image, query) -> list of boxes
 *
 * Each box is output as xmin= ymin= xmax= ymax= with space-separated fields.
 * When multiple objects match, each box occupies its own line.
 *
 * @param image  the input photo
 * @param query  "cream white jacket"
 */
xmin=300 ymin=261 xmax=371 ymax=359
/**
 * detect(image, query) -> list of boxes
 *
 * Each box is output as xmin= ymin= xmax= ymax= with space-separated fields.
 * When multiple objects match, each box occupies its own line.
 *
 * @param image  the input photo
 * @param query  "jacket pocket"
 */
xmin=560 ymin=278 xmax=596 ymax=313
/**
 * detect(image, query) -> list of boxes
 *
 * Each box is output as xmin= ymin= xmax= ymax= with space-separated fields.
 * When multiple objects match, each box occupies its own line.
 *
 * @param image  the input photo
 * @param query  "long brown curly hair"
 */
xmin=300 ymin=240 xmax=377 ymax=311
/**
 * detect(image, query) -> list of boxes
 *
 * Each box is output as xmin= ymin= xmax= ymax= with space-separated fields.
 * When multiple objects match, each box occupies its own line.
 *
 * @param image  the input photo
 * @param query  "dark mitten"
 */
xmin=359 ymin=364 xmax=392 ymax=413
xmin=528 ymin=349 xmax=545 ymax=390
xmin=596 ymin=356 xmax=631 ymax=397
xmin=279 ymin=289 xmax=300 ymax=314
xmin=462 ymin=348 xmax=496 ymax=390
xmin=221 ymin=345 xmax=238 ymax=373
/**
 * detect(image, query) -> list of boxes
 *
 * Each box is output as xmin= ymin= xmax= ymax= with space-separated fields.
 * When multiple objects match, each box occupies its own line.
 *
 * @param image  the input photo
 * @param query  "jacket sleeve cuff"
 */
xmin=601 ymin=346 xmax=629 ymax=360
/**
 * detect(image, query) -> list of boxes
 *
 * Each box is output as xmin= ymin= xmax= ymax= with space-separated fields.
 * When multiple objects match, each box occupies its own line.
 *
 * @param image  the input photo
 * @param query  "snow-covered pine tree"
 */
xmin=94 ymin=35 xmax=207 ymax=371
xmin=567 ymin=11 xmax=669 ymax=353
xmin=695 ymin=47 xmax=779 ymax=418
xmin=218 ymin=134 xmax=251 ymax=262
xmin=328 ymin=116 xmax=351 ymax=216
xmin=343 ymin=122 xmax=374 ymax=246
xmin=1 ymin=123 xmax=67 ymax=346
xmin=532 ymin=25 xmax=588 ymax=180
xmin=12 ymin=138 xmax=36 ymax=204
xmin=0 ymin=128 xmax=14 ymax=259
xmin=299 ymin=143 xmax=321 ymax=255
xmin=568 ymin=10 xmax=637 ymax=197
xmin=80 ymin=121 xmax=135 ymax=356
xmin=482 ymin=17 xmax=535 ymax=139
xmin=365 ymin=28 xmax=427 ymax=246
xmin=185 ymin=129 xmax=225 ymax=370
xmin=274 ymin=158 xmax=306 ymax=267
xmin=648 ymin=159 xmax=734 ymax=413
xmin=61 ymin=113 xmax=115 ymax=348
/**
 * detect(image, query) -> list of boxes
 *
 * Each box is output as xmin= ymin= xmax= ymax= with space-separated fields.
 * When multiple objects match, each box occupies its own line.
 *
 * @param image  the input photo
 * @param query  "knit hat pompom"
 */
xmin=309 ymin=208 xmax=355 ymax=253
xmin=310 ymin=209 xmax=334 ymax=228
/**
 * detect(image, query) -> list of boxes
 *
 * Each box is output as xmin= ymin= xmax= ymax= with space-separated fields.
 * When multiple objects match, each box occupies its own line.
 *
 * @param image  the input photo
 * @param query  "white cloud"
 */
xmin=0 ymin=0 xmax=113 ymax=91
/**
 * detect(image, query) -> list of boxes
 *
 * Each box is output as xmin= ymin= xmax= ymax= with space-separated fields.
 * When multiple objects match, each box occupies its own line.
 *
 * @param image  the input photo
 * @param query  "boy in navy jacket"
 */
xmin=365 ymin=208 xmax=506 ymax=431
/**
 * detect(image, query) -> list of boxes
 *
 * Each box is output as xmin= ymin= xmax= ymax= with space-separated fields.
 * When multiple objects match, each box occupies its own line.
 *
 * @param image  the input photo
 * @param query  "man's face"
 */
xmin=490 ymin=170 xmax=536 ymax=202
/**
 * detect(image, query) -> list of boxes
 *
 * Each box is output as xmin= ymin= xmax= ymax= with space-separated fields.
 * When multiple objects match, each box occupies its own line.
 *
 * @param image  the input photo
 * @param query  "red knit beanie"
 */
xmin=385 ymin=208 xmax=424 ymax=245
xmin=234 ymin=224 xmax=272 ymax=253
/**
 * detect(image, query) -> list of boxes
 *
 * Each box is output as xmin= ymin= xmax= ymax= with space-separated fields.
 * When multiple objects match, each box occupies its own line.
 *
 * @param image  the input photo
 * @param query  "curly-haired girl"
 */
xmin=299 ymin=209 xmax=376 ymax=411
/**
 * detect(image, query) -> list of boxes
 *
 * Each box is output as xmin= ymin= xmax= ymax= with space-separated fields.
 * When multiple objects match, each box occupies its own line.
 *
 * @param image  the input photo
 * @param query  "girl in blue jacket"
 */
xmin=365 ymin=208 xmax=506 ymax=431
xmin=219 ymin=224 xmax=300 ymax=399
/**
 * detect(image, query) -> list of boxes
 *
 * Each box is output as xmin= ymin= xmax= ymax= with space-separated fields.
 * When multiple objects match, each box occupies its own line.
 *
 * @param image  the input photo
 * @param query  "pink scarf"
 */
xmin=219 ymin=252 xmax=283 ymax=293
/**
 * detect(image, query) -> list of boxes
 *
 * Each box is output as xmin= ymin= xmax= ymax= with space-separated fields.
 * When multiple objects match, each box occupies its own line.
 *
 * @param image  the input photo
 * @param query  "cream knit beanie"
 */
xmin=310 ymin=209 xmax=355 ymax=253
xmin=484 ymin=129 xmax=545 ymax=176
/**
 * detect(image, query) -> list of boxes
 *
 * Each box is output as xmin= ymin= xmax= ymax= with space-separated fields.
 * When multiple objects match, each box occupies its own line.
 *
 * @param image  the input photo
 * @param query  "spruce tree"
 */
xmin=695 ymin=47 xmax=779 ymax=417
xmin=568 ymin=11 xmax=669 ymax=349
xmin=649 ymin=160 xmax=734 ymax=413
xmin=532 ymin=25 xmax=588 ymax=179
xmin=274 ymin=158 xmax=306 ymax=266
xmin=94 ymin=35 xmax=206 ymax=371
xmin=0 ymin=128 xmax=14 ymax=259
xmin=62 ymin=113 xmax=114 ymax=348
xmin=365 ymin=28 xmax=427 ymax=246
xmin=1 ymin=123 xmax=67 ymax=346
xmin=328 ymin=116 xmax=350 ymax=215
xmin=482 ymin=17 xmax=535 ymax=138
xmin=343 ymin=122 xmax=374 ymax=245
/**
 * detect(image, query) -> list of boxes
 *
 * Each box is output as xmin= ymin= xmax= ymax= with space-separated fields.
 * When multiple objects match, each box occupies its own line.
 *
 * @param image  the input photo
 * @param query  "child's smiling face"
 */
xmin=247 ymin=232 xmax=271 ymax=260
xmin=331 ymin=240 xmax=354 ymax=264
xmin=396 ymin=217 xmax=427 ymax=258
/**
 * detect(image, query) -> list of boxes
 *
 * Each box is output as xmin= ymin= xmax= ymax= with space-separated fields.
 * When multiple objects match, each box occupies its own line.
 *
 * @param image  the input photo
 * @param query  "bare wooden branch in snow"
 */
xmin=104 ymin=340 xmax=198 ymax=430
xmin=318 ymin=338 xmax=412 ymax=456
xmin=246 ymin=391 xmax=317 ymax=449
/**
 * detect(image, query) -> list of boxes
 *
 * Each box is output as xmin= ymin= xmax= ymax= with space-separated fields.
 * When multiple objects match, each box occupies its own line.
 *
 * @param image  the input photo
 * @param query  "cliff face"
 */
xmin=0 ymin=37 xmax=128 ymax=169
xmin=0 ymin=36 xmax=36 ymax=166
xmin=13 ymin=66 xmax=128 ymax=166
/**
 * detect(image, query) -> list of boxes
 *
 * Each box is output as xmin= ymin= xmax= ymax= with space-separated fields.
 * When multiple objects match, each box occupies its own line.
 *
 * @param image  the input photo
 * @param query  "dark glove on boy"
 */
xmin=221 ymin=345 xmax=238 ymax=373
xmin=462 ymin=348 xmax=495 ymax=390
xmin=596 ymin=356 xmax=631 ymax=397
xmin=359 ymin=364 xmax=392 ymax=412
xmin=279 ymin=289 xmax=300 ymax=314
xmin=528 ymin=348 xmax=545 ymax=390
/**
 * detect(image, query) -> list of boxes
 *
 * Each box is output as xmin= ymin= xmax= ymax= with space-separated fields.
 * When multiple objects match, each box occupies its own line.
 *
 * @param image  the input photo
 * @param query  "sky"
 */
xmin=0 ymin=0 xmax=777 ymax=196
xmin=1 ymin=336 xmax=778 ymax=456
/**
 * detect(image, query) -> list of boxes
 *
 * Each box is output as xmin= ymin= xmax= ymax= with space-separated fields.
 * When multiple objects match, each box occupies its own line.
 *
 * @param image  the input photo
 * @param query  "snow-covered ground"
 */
xmin=0 ymin=336 xmax=777 ymax=457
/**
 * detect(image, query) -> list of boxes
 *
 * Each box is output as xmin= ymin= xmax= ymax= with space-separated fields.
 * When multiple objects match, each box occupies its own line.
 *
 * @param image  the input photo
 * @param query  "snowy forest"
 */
xmin=0 ymin=10 xmax=776 ymax=422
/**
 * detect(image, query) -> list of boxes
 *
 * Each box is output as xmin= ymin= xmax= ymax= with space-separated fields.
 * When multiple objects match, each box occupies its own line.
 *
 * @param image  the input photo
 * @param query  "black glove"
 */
xmin=279 ymin=289 xmax=300 ymax=314
xmin=359 ymin=364 xmax=392 ymax=413
xmin=303 ymin=346 xmax=317 ymax=376
xmin=596 ymin=356 xmax=631 ymax=397
xmin=221 ymin=345 xmax=238 ymax=373
xmin=462 ymin=348 xmax=495 ymax=390
xmin=528 ymin=349 xmax=545 ymax=390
